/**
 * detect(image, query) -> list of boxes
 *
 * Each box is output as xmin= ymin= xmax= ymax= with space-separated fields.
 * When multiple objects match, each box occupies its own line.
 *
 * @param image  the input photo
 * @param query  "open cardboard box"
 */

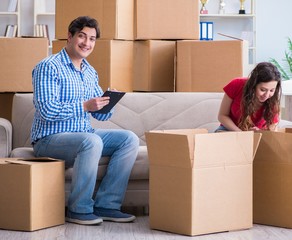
xmin=146 ymin=129 xmax=261 ymax=236
xmin=0 ymin=158 xmax=65 ymax=231
xmin=253 ymin=128 xmax=292 ymax=228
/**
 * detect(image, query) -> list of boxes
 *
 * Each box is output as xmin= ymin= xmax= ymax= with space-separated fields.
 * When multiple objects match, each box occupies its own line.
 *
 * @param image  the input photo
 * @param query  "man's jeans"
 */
xmin=33 ymin=129 xmax=139 ymax=214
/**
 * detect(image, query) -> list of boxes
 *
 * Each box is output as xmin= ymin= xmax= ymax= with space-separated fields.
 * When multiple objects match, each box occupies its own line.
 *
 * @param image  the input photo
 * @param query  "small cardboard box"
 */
xmin=253 ymin=129 xmax=292 ymax=228
xmin=134 ymin=0 xmax=199 ymax=40
xmin=133 ymin=40 xmax=175 ymax=92
xmin=0 ymin=38 xmax=48 ymax=92
xmin=146 ymin=129 xmax=261 ymax=236
xmin=53 ymin=39 xmax=134 ymax=92
xmin=176 ymin=40 xmax=249 ymax=92
xmin=0 ymin=158 xmax=65 ymax=231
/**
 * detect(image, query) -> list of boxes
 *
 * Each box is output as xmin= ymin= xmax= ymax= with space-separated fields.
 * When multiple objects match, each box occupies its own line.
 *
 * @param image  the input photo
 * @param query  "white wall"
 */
xmin=256 ymin=0 xmax=292 ymax=63
xmin=20 ymin=0 xmax=292 ymax=64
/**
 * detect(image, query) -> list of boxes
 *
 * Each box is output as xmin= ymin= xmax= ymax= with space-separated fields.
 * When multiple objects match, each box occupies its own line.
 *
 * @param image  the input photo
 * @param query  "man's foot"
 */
xmin=94 ymin=207 xmax=136 ymax=223
xmin=66 ymin=210 xmax=103 ymax=225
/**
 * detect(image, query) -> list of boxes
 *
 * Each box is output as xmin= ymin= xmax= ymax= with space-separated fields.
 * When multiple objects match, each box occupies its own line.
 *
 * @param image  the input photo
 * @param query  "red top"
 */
xmin=223 ymin=78 xmax=279 ymax=129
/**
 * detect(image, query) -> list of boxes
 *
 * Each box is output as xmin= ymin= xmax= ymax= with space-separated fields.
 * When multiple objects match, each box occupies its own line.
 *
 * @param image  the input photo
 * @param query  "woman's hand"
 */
xmin=249 ymin=126 xmax=260 ymax=131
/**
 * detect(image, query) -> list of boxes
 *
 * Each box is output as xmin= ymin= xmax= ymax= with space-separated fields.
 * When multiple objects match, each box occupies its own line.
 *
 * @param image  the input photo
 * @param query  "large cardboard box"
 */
xmin=53 ymin=39 xmax=133 ymax=92
xmin=133 ymin=40 xmax=175 ymax=92
xmin=0 ymin=38 xmax=48 ymax=92
xmin=0 ymin=158 xmax=65 ymax=231
xmin=55 ymin=0 xmax=199 ymax=40
xmin=176 ymin=40 xmax=249 ymax=92
xmin=253 ymin=129 xmax=292 ymax=228
xmin=146 ymin=129 xmax=261 ymax=236
xmin=134 ymin=0 xmax=199 ymax=40
xmin=55 ymin=0 xmax=134 ymax=40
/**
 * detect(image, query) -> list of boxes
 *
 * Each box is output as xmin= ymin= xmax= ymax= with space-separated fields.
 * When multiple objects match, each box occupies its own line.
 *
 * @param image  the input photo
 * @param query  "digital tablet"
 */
xmin=95 ymin=91 xmax=126 ymax=114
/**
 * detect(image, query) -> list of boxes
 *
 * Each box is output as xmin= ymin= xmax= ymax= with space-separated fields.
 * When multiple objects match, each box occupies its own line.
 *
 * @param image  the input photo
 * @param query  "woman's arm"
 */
xmin=218 ymin=94 xmax=242 ymax=131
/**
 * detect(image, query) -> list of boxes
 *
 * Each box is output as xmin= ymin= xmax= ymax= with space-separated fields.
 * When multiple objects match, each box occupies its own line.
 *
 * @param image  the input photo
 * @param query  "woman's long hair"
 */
xmin=238 ymin=62 xmax=282 ymax=131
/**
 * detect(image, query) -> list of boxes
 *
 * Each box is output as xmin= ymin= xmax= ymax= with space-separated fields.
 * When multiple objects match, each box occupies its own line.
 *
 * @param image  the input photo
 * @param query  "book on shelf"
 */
xmin=200 ymin=22 xmax=213 ymax=41
xmin=5 ymin=24 xmax=17 ymax=37
xmin=7 ymin=0 xmax=18 ymax=12
xmin=34 ymin=24 xmax=50 ymax=44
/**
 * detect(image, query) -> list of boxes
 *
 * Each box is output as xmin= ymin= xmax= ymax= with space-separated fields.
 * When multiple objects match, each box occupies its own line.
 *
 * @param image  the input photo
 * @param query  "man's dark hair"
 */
xmin=68 ymin=16 xmax=100 ymax=38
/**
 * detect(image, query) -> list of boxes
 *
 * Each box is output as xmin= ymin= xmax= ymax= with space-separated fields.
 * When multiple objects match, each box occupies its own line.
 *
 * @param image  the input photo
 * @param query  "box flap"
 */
xmin=146 ymin=129 xmax=208 ymax=168
xmin=193 ymin=131 xmax=254 ymax=168
xmin=253 ymin=132 xmax=262 ymax=159
xmin=4 ymin=157 xmax=61 ymax=165
xmin=146 ymin=132 xmax=192 ymax=168
xmin=255 ymin=130 xmax=292 ymax=163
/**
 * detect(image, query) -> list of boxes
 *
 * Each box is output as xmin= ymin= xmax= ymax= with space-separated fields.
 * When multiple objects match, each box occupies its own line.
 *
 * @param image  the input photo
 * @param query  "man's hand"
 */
xmin=83 ymin=96 xmax=110 ymax=112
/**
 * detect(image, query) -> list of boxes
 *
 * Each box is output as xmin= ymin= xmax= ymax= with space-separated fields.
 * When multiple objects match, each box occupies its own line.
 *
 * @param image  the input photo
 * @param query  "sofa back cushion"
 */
xmin=11 ymin=92 xmax=223 ymax=148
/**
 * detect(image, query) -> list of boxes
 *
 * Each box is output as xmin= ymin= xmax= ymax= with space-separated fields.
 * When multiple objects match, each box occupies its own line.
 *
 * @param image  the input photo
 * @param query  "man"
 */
xmin=31 ymin=16 xmax=139 ymax=225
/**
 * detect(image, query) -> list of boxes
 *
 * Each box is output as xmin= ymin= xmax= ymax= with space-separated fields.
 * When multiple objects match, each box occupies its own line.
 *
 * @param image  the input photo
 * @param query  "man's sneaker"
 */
xmin=66 ymin=210 xmax=103 ymax=225
xmin=94 ymin=208 xmax=136 ymax=223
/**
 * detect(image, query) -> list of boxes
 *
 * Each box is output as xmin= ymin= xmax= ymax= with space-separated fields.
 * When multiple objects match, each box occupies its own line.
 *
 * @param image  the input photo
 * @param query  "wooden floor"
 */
xmin=1 ymin=216 xmax=292 ymax=240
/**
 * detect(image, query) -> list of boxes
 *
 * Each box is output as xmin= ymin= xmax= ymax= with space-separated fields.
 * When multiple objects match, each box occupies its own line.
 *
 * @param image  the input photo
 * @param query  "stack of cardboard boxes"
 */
xmin=53 ymin=0 xmax=249 ymax=93
xmin=53 ymin=0 xmax=198 ymax=92
xmin=0 ymin=37 xmax=48 ymax=121
xmin=0 ymin=38 xmax=66 ymax=232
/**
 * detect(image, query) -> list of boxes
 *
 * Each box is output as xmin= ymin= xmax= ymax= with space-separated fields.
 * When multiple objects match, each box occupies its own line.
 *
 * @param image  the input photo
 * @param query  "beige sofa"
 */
xmin=1 ymin=92 xmax=291 ymax=208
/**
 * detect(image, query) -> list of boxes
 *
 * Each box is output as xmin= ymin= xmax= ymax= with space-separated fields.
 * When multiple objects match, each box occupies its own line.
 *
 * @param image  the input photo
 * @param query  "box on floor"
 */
xmin=53 ymin=39 xmax=133 ymax=92
xmin=133 ymin=40 xmax=176 ymax=92
xmin=253 ymin=129 xmax=292 ymax=228
xmin=0 ymin=38 xmax=48 ymax=92
xmin=145 ymin=129 xmax=261 ymax=236
xmin=0 ymin=158 xmax=65 ymax=231
xmin=55 ymin=0 xmax=199 ymax=40
xmin=176 ymin=40 xmax=249 ymax=92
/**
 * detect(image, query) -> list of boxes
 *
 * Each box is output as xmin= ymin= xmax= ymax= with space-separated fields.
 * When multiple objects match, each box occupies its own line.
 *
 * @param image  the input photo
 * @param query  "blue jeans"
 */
xmin=214 ymin=125 xmax=229 ymax=132
xmin=33 ymin=129 xmax=139 ymax=214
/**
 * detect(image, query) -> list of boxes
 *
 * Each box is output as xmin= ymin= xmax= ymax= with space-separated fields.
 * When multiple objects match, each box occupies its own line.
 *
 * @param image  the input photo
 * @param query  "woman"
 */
xmin=216 ymin=62 xmax=282 ymax=132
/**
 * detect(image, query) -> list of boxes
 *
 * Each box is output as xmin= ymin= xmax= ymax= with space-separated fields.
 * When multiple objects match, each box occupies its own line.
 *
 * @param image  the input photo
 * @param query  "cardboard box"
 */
xmin=55 ymin=0 xmax=199 ymax=40
xmin=134 ymin=0 xmax=199 ymax=40
xmin=133 ymin=40 xmax=175 ymax=92
xmin=253 ymin=129 xmax=292 ymax=228
xmin=145 ymin=129 xmax=261 ymax=236
xmin=176 ymin=40 xmax=249 ymax=92
xmin=0 ymin=158 xmax=65 ymax=231
xmin=53 ymin=39 xmax=134 ymax=92
xmin=56 ymin=0 xmax=134 ymax=40
xmin=0 ymin=93 xmax=14 ymax=121
xmin=0 ymin=38 xmax=48 ymax=92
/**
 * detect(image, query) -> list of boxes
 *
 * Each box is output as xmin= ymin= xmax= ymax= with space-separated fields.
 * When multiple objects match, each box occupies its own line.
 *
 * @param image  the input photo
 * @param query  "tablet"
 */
xmin=94 ymin=91 xmax=126 ymax=114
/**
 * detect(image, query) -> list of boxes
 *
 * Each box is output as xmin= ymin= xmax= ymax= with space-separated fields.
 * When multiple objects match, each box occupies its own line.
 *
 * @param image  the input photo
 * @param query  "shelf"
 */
xmin=200 ymin=14 xmax=255 ymax=18
xmin=199 ymin=0 xmax=256 ymax=65
xmin=0 ymin=0 xmax=20 ymax=37
xmin=35 ymin=12 xmax=55 ymax=16
xmin=0 ymin=12 xmax=19 ymax=15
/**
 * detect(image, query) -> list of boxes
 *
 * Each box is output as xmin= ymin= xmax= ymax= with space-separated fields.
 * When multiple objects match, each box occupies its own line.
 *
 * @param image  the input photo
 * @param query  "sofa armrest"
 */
xmin=278 ymin=119 xmax=292 ymax=129
xmin=0 ymin=118 xmax=12 ymax=157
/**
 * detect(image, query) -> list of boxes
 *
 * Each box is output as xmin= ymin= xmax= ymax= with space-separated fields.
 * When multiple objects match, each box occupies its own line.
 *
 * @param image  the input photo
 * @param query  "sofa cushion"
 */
xmin=11 ymin=92 xmax=224 ymax=149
